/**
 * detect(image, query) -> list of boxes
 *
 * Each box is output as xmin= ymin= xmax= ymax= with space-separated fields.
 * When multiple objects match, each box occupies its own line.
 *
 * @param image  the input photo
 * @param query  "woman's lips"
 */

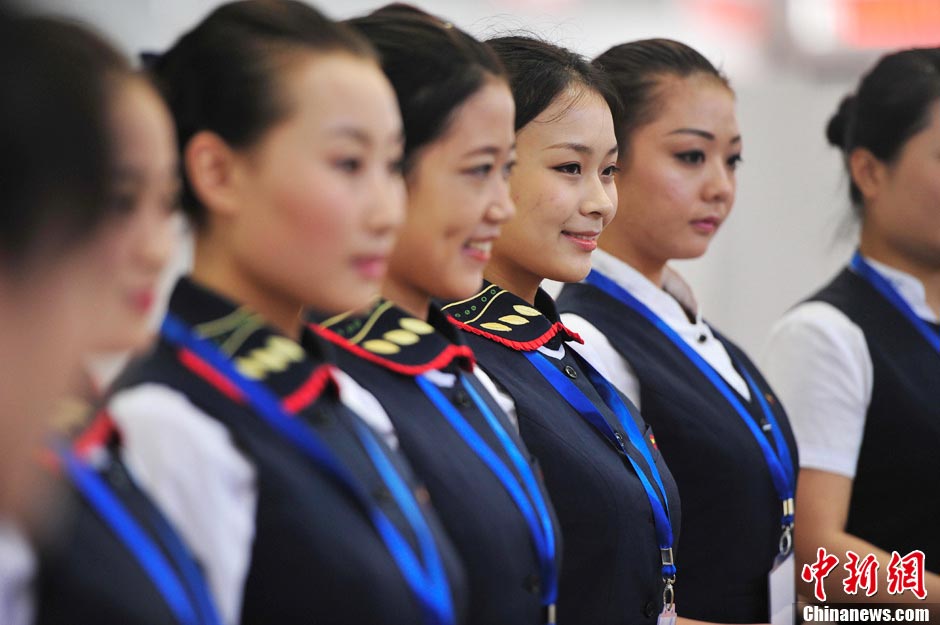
xmin=562 ymin=230 xmax=600 ymax=252
xmin=462 ymin=238 xmax=493 ymax=263
xmin=353 ymin=255 xmax=389 ymax=280
xmin=690 ymin=216 xmax=721 ymax=234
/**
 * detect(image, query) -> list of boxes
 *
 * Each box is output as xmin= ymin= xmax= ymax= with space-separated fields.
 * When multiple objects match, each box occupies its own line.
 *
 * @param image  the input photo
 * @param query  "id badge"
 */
xmin=769 ymin=551 xmax=795 ymax=625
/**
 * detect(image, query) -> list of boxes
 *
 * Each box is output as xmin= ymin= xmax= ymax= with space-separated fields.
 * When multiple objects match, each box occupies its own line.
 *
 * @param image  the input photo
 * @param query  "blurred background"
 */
xmin=27 ymin=0 xmax=940 ymax=354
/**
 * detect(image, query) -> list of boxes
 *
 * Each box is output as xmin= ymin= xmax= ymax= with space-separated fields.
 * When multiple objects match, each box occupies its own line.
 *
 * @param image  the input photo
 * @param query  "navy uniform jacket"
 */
xmin=32 ymin=425 xmax=216 ymax=625
xmin=442 ymin=284 xmax=681 ymax=625
xmin=558 ymin=281 xmax=798 ymax=623
xmin=313 ymin=300 xmax=562 ymax=625
xmin=110 ymin=278 xmax=468 ymax=625
xmin=809 ymin=268 xmax=940 ymax=570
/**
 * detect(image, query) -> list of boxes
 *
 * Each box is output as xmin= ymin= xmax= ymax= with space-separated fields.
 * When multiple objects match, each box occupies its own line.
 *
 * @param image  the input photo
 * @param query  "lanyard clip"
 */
xmin=662 ymin=579 xmax=676 ymax=610
xmin=779 ymin=523 xmax=793 ymax=556
xmin=779 ymin=497 xmax=795 ymax=556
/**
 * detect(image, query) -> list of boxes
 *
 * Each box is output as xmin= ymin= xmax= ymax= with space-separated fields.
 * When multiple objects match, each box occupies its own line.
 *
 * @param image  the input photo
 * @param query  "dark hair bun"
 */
xmin=349 ymin=3 xmax=505 ymax=170
xmin=826 ymin=94 xmax=856 ymax=150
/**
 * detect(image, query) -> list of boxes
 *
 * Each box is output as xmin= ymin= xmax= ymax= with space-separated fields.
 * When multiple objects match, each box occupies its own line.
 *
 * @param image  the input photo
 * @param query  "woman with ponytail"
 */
xmin=104 ymin=2 xmax=467 ymax=624
xmin=313 ymin=7 xmax=562 ymax=625
xmin=763 ymin=47 xmax=940 ymax=602
xmin=557 ymin=39 xmax=797 ymax=623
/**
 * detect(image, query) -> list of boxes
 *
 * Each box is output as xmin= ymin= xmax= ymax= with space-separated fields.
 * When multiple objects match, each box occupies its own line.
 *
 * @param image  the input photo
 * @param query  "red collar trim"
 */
xmin=447 ymin=316 xmax=583 ymax=351
xmin=311 ymin=323 xmax=475 ymax=376
xmin=177 ymin=347 xmax=335 ymax=415
xmin=74 ymin=410 xmax=120 ymax=459
xmin=282 ymin=365 xmax=338 ymax=413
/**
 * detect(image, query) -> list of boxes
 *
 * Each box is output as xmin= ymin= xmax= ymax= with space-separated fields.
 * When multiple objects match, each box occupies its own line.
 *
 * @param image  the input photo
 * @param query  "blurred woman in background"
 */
xmin=763 ymin=47 xmax=940 ymax=602
xmin=0 ymin=11 xmax=220 ymax=625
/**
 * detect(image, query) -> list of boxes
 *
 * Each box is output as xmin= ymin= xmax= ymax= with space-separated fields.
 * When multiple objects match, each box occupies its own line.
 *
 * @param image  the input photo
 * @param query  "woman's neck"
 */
xmin=191 ymin=240 xmax=302 ymax=340
xmin=381 ymin=276 xmax=430 ymax=320
xmin=597 ymin=233 xmax=666 ymax=287
xmin=484 ymin=259 xmax=541 ymax=305
xmin=859 ymin=233 xmax=940 ymax=317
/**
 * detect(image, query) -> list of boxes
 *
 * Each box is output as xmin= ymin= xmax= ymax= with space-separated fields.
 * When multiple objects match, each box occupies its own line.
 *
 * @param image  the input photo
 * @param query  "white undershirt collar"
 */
xmin=859 ymin=255 xmax=939 ymax=323
xmin=591 ymin=249 xmax=714 ymax=344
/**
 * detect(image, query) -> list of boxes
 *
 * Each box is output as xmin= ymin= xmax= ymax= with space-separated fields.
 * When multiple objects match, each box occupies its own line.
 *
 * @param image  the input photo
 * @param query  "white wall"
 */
xmin=32 ymin=0 xmax=872 ymax=354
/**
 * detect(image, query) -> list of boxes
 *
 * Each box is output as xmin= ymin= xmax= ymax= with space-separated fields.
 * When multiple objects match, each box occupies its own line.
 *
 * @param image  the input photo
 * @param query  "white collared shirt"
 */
xmin=110 ymin=372 xmax=396 ymax=625
xmin=0 ymin=520 xmax=34 ymax=625
xmin=760 ymin=256 xmax=938 ymax=479
xmin=560 ymin=249 xmax=751 ymax=410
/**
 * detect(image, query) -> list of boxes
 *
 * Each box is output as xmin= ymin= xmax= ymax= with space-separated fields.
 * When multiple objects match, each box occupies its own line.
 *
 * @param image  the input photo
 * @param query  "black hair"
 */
xmin=349 ymin=4 xmax=506 ymax=173
xmin=487 ymin=35 xmax=619 ymax=133
xmin=150 ymin=0 xmax=376 ymax=228
xmin=826 ymin=47 xmax=940 ymax=215
xmin=0 ymin=13 xmax=125 ymax=272
xmin=593 ymin=38 xmax=730 ymax=154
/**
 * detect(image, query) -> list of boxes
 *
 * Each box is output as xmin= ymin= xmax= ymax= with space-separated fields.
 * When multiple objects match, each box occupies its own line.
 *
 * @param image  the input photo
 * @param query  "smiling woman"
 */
xmin=441 ymin=36 xmax=683 ymax=625
xmin=310 ymin=7 xmax=564 ymax=624
xmin=557 ymin=39 xmax=798 ymax=625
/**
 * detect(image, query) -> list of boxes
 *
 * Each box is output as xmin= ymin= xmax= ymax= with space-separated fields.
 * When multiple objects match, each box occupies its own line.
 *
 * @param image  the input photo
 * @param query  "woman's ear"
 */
xmin=848 ymin=147 xmax=886 ymax=204
xmin=184 ymin=130 xmax=241 ymax=218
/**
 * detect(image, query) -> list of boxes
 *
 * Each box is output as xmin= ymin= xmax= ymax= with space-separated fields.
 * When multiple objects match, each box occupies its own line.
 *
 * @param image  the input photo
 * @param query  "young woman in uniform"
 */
xmin=556 ymin=39 xmax=797 ymax=624
xmin=0 ymin=13 xmax=137 ymax=625
xmin=19 ymin=20 xmax=227 ymax=625
xmin=103 ymin=2 xmax=466 ymax=624
xmin=311 ymin=7 xmax=561 ymax=624
xmin=763 ymin=47 xmax=940 ymax=601
xmin=442 ymin=37 xmax=681 ymax=625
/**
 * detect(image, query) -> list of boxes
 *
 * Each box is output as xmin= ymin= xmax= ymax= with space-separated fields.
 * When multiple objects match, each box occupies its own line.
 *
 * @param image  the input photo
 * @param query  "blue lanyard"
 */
xmin=54 ymin=443 xmax=222 ymax=625
xmin=415 ymin=374 xmax=558 ymax=619
xmin=522 ymin=351 xmax=675 ymax=581
xmin=850 ymin=251 xmax=940 ymax=354
xmin=160 ymin=313 xmax=455 ymax=625
xmin=584 ymin=270 xmax=796 ymax=535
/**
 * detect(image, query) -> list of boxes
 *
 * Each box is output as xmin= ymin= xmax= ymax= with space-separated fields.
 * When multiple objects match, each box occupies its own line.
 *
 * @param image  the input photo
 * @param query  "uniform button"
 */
xmin=697 ymin=334 xmax=707 ymax=343
xmin=563 ymin=365 xmax=578 ymax=379
xmin=452 ymin=390 xmax=470 ymax=408
xmin=614 ymin=432 xmax=624 ymax=444
xmin=524 ymin=573 xmax=541 ymax=595
xmin=643 ymin=600 xmax=657 ymax=618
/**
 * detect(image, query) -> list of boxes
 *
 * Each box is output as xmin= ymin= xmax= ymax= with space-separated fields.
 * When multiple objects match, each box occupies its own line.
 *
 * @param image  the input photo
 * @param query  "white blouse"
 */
xmin=110 ymin=371 xmax=395 ymax=625
xmin=0 ymin=520 xmax=34 ymax=625
xmin=760 ymin=256 xmax=937 ymax=479
xmin=560 ymin=249 xmax=750 ymax=410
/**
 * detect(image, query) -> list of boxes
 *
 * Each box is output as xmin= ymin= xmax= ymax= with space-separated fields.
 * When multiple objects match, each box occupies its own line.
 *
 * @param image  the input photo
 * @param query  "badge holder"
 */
xmin=658 ymin=548 xmax=677 ymax=625
xmin=769 ymin=501 xmax=795 ymax=625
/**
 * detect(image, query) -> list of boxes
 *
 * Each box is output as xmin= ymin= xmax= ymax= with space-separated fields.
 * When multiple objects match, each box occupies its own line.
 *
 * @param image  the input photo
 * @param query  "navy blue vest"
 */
xmin=558 ymin=281 xmax=798 ymax=623
xmin=809 ymin=268 xmax=940 ymax=570
xmin=111 ymin=278 xmax=467 ymax=625
xmin=443 ymin=285 xmax=681 ymax=625
xmin=32 ymin=442 xmax=198 ymax=625
xmin=315 ymin=301 xmax=561 ymax=625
